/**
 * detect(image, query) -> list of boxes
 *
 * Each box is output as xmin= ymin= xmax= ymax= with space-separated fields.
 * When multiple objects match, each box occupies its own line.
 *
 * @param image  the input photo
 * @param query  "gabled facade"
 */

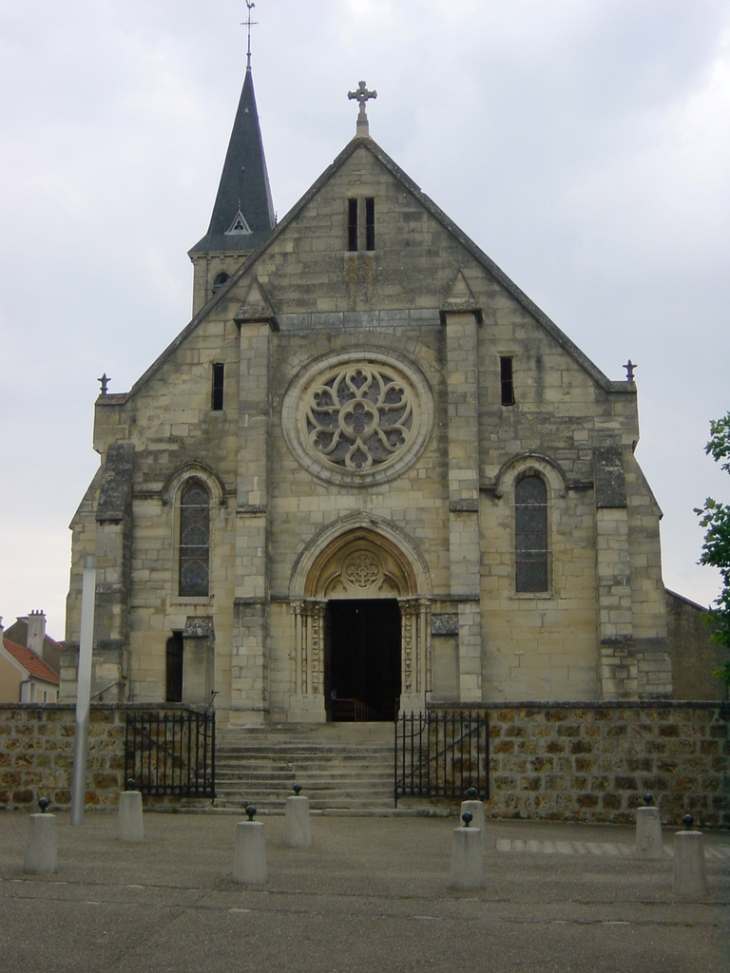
xmin=62 ymin=69 xmax=672 ymax=725
xmin=0 ymin=633 xmax=60 ymax=703
xmin=4 ymin=611 xmax=61 ymax=675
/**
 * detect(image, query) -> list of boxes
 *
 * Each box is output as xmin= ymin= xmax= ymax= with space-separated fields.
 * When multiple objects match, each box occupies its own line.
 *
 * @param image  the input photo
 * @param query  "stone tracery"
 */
xmin=282 ymin=351 xmax=434 ymax=488
xmin=305 ymin=364 xmax=414 ymax=471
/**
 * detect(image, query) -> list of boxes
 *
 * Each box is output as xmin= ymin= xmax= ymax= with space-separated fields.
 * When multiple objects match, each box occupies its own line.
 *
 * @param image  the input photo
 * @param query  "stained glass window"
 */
xmin=179 ymin=480 xmax=210 ymax=597
xmin=515 ymin=475 xmax=548 ymax=592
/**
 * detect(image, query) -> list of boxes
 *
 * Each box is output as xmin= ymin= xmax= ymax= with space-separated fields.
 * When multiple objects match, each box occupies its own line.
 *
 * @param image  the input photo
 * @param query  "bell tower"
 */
xmin=188 ymin=11 xmax=275 ymax=315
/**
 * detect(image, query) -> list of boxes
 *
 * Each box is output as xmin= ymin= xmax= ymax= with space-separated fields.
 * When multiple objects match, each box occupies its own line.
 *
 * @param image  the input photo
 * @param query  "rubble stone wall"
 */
xmin=0 ymin=704 xmax=207 ymax=811
xmin=481 ymin=701 xmax=729 ymax=827
xmin=2 ymin=701 xmax=728 ymax=827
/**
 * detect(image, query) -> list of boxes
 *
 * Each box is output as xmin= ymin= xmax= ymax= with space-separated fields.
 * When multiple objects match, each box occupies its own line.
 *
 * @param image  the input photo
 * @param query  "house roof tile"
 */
xmin=2 ymin=639 xmax=60 ymax=685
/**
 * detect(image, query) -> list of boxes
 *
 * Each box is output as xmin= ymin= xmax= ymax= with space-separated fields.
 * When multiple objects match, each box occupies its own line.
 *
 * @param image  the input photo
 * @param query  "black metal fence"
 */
xmin=124 ymin=708 xmax=215 ymax=799
xmin=394 ymin=708 xmax=490 ymax=805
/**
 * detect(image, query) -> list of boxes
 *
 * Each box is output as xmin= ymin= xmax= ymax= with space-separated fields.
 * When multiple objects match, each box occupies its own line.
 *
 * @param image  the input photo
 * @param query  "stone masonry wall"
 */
xmin=0 ymin=704 xmax=209 ymax=811
xmin=479 ymin=702 xmax=729 ymax=827
xmin=0 ymin=704 xmax=126 ymax=810
xmin=3 ymin=701 xmax=729 ymax=826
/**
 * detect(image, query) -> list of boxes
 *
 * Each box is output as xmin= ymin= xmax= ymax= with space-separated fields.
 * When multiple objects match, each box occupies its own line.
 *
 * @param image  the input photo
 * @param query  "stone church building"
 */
xmin=61 ymin=66 xmax=677 ymax=727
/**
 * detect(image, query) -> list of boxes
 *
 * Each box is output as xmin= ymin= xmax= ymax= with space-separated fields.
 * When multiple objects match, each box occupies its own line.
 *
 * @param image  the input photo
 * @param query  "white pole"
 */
xmin=70 ymin=556 xmax=96 ymax=826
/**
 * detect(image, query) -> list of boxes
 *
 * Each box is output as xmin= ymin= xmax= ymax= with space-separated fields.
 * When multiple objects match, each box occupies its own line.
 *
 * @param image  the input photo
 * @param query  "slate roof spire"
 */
xmin=189 ymin=61 xmax=275 ymax=256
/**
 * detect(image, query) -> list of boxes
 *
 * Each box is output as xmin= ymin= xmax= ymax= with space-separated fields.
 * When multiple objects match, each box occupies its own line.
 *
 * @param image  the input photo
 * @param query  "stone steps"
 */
xmin=213 ymin=723 xmax=395 ymax=811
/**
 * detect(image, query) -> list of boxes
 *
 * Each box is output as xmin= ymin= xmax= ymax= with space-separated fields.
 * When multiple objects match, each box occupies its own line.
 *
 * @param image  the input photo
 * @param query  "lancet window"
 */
xmin=515 ymin=475 xmax=549 ymax=592
xmin=179 ymin=479 xmax=210 ymax=597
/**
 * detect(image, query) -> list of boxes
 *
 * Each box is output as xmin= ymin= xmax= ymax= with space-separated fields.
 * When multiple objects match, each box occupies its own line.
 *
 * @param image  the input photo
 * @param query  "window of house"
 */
xmin=211 ymin=363 xmax=224 ymax=411
xmin=500 ymin=356 xmax=515 ymax=406
xmin=515 ymin=475 xmax=548 ymax=592
xmin=179 ymin=480 xmax=210 ymax=597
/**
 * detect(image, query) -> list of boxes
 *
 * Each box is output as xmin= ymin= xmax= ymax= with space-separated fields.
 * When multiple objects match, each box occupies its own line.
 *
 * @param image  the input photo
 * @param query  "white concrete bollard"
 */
xmin=117 ymin=789 xmax=144 ymax=842
xmin=673 ymin=816 xmax=707 ymax=899
xmin=284 ymin=785 xmax=311 ymax=848
xmin=24 ymin=802 xmax=57 ymax=875
xmin=449 ymin=813 xmax=483 ymax=891
xmin=635 ymin=805 xmax=663 ymax=859
xmin=460 ymin=793 xmax=486 ymax=848
xmin=232 ymin=808 xmax=268 ymax=885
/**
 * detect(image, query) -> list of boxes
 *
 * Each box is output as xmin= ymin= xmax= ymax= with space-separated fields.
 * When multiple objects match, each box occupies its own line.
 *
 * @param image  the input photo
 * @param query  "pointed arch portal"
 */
xmin=289 ymin=518 xmax=432 ymax=721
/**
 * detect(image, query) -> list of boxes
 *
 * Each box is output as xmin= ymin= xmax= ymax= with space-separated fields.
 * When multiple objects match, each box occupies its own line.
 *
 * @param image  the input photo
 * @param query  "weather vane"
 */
xmin=242 ymin=2 xmax=258 ymax=69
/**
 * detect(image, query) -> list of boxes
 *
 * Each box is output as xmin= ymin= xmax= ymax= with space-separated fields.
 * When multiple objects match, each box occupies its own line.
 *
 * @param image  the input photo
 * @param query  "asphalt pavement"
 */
xmin=1 ymin=809 xmax=728 ymax=973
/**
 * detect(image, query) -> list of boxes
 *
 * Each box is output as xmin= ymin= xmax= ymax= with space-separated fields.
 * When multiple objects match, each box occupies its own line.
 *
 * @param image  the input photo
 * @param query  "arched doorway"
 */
xmin=326 ymin=599 xmax=401 ymax=721
xmin=289 ymin=517 xmax=432 ymax=721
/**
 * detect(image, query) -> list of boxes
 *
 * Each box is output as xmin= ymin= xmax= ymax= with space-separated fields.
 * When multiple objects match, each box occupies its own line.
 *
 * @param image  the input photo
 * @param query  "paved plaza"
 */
xmin=1 ymin=810 xmax=728 ymax=972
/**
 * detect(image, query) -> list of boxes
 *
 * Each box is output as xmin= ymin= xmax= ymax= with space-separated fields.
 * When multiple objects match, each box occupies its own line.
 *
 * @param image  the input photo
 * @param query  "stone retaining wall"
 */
xmin=0 ymin=704 xmax=207 ymax=811
xmin=2 ymin=702 xmax=728 ymax=826
xmin=479 ymin=702 xmax=730 ymax=827
xmin=0 ymin=704 xmax=125 ymax=810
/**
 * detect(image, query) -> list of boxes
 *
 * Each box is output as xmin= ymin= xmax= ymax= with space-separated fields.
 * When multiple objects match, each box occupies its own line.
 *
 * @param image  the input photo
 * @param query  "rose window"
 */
xmin=283 ymin=351 xmax=434 ymax=487
xmin=305 ymin=365 xmax=414 ymax=471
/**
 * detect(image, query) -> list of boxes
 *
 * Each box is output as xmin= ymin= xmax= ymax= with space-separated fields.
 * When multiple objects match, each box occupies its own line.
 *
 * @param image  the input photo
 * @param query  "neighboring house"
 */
xmin=0 ymin=621 xmax=60 ymax=703
xmin=4 ymin=610 xmax=61 ymax=675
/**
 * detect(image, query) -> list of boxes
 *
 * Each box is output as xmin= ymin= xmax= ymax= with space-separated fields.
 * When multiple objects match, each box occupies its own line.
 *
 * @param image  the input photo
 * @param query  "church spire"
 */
xmin=189 ymin=40 xmax=275 ymax=258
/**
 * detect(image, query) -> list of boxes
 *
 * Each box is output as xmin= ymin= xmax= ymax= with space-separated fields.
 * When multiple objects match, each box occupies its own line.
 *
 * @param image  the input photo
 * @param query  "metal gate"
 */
xmin=394 ymin=708 xmax=489 ymax=805
xmin=124 ymin=707 xmax=215 ymax=799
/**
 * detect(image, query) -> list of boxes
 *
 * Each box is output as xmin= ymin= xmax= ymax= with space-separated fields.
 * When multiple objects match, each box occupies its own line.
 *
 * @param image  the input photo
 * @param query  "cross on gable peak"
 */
xmin=347 ymin=81 xmax=377 ymax=137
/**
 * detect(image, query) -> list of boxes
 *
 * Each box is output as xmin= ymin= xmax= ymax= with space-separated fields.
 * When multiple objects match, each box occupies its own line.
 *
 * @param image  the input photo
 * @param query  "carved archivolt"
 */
xmin=282 ymin=351 xmax=434 ymax=487
xmin=288 ymin=523 xmax=432 ymax=710
xmin=289 ymin=512 xmax=433 ymax=601
xmin=304 ymin=530 xmax=414 ymax=599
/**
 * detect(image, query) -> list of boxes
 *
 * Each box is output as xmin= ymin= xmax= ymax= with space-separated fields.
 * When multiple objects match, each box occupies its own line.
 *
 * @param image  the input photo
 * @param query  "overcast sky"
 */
xmin=1 ymin=0 xmax=729 ymax=640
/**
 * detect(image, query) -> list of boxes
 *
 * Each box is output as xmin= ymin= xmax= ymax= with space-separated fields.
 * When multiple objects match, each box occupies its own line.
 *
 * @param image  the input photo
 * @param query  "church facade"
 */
xmin=61 ymin=68 xmax=673 ymax=726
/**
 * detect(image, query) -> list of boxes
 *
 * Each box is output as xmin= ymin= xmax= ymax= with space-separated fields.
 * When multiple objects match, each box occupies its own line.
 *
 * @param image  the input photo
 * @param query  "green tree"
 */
xmin=695 ymin=412 xmax=730 ymax=688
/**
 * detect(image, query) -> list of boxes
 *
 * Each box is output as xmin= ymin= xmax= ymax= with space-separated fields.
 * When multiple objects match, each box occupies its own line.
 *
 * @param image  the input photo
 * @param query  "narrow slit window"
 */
xmin=500 ymin=356 xmax=515 ymax=406
xmin=515 ymin=475 xmax=548 ymax=593
xmin=211 ymin=363 xmax=224 ymax=411
xmin=365 ymin=197 xmax=375 ymax=251
xmin=179 ymin=480 xmax=210 ymax=597
xmin=347 ymin=198 xmax=358 ymax=251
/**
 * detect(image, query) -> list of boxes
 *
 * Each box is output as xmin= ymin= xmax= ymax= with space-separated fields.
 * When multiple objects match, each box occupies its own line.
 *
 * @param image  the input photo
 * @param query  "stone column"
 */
xmin=288 ymin=601 xmax=326 ymax=721
xmin=230 ymin=306 xmax=276 ymax=726
xmin=398 ymin=598 xmax=431 ymax=714
xmin=443 ymin=309 xmax=482 ymax=702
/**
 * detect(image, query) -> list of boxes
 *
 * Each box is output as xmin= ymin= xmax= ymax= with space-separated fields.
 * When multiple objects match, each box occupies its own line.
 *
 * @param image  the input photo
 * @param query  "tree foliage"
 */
xmin=695 ymin=412 xmax=730 ymax=686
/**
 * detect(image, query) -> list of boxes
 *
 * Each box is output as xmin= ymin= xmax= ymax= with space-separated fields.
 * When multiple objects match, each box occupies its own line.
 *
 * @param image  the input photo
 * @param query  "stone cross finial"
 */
xmin=623 ymin=360 xmax=637 ymax=382
xmin=98 ymin=373 xmax=110 ymax=395
xmin=348 ymin=81 xmax=377 ymax=137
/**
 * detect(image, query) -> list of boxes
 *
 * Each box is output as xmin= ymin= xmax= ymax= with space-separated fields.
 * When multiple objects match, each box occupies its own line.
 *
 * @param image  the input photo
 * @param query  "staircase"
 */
xmin=213 ymin=722 xmax=395 ymax=813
